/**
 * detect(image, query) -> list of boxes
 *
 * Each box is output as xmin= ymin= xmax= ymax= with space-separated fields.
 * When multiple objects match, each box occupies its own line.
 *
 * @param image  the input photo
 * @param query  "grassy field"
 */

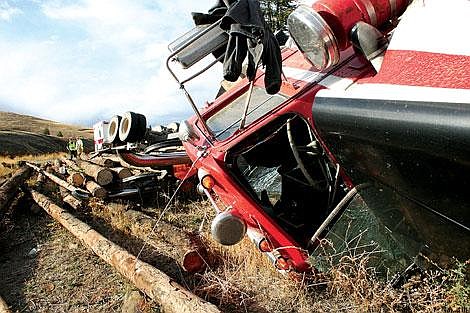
xmin=0 ymin=153 xmax=65 ymax=177
xmin=0 ymin=111 xmax=93 ymax=156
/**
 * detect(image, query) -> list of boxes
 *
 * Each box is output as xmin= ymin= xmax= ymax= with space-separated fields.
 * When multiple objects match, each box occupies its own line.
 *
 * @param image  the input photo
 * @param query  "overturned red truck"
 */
xmin=171 ymin=0 xmax=470 ymax=277
xmin=97 ymin=0 xmax=470 ymax=278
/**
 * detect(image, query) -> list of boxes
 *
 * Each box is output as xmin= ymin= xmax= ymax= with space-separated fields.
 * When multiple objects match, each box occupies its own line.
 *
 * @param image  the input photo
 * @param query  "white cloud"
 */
xmin=0 ymin=1 xmax=22 ymax=21
xmin=0 ymin=0 xmax=223 ymax=126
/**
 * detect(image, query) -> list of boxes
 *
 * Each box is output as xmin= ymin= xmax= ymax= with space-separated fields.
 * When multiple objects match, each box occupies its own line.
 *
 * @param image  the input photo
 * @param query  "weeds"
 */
xmin=192 ymin=223 xmax=469 ymax=312
xmin=0 ymin=153 xmax=65 ymax=177
xmin=446 ymin=260 xmax=470 ymax=311
xmin=305 ymin=237 xmax=470 ymax=313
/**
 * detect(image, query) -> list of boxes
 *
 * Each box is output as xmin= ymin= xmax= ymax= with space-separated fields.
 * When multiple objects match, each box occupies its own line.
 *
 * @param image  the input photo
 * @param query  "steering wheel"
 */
xmin=286 ymin=119 xmax=320 ymax=189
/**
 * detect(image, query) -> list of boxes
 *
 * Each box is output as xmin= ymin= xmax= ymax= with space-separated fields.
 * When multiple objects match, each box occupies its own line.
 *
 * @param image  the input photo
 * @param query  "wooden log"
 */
xmin=105 ymin=154 xmax=123 ymax=164
xmin=0 ymin=177 xmax=7 ymax=188
xmin=1 ymin=190 xmax=26 ymax=230
xmin=85 ymin=180 xmax=107 ymax=199
xmin=90 ymin=157 xmax=118 ymax=168
xmin=26 ymin=163 xmax=89 ymax=198
xmin=67 ymin=172 xmax=85 ymax=187
xmin=110 ymin=167 xmax=133 ymax=180
xmin=53 ymin=159 xmax=63 ymax=172
xmin=62 ymin=158 xmax=80 ymax=171
xmin=0 ymin=167 xmax=31 ymax=214
xmin=29 ymin=190 xmax=220 ymax=313
xmin=63 ymin=194 xmax=84 ymax=209
xmin=110 ymin=154 xmax=160 ymax=173
xmin=76 ymin=160 xmax=113 ymax=186
xmin=0 ymin=295 xmax=12 ymax=313
xmin=93 ymin=206 xmax=210 ymax=273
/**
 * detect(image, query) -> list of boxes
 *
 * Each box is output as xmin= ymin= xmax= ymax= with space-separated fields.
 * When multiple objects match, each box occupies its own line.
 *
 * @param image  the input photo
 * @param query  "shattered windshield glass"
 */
xmin=237 ymin=156 xmax=282 ymax=205
xmin=206 ymin=86 xmax=287 ymax=140
xmin=309 ymin=186 xmax=431 ymax=280
xmin=229 ymin=115 xmax=335 ymax=246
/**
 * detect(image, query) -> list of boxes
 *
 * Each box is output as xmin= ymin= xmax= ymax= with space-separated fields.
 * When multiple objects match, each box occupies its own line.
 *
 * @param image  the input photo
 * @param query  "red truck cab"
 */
xmin=172 ymin=0 xmax=470 ymax=275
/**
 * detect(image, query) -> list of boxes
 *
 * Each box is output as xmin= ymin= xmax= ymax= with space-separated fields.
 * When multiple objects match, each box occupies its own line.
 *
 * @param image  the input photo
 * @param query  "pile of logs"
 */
xmin=0 ymin=157 xmax=216 ymax=313
xmin=30 ymin=190 xmax=219 ymax=313
xmin=35 ymin=155 xmax=151 ymax=200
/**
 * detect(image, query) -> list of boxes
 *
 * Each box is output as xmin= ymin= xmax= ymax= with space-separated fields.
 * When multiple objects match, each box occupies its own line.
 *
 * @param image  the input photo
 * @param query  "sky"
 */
xmin=0 ymin=0 xmax=222 ymax=127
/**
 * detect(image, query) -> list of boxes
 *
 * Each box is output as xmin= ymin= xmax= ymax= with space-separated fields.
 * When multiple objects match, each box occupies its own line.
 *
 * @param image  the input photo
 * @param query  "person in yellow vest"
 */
xmin=76 ymin=137 xmax=84 ymax=159
xmin=68 ymin=138 xmax=77 ymax=159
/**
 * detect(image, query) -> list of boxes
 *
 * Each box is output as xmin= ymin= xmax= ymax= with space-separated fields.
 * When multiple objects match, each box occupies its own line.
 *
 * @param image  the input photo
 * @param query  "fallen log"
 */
xmin=85 ymin=180 xmax=107 ymax=198
xmin=67 ymin=172 xmax=85 ymax=187
xmin=29 ymin=190 xmax=220 ymax=313
xmin=26 ymin=163 xmax=90 ymax=200
xmin=0 ymin=189 xmax=27 ymax=231
xmin=63 ymin=194 xmax=84 ymax=209
xmin=110 ymin=167 xmax=133 ymax=180
xmin=91 ymin=204 xmax=210 ymax=273
xmin=0 ymin=177 xmax=6 ymax=188
xmin=0 ymin=167 xmax=31 ymax=214
xmin=104 ymin=154 xmax=123 ymax=164
xmin=90 ymin=157 xmax=119 ymax=168
xmin=76 ymin=160 xmax=113 ymax=186
xmin=0 ymin=295 xmax=12 ymax=313
xmin=125 ymin=210 xmax=210 ymax=273
xmin=62 ymin=158 xmax=81 ymax=171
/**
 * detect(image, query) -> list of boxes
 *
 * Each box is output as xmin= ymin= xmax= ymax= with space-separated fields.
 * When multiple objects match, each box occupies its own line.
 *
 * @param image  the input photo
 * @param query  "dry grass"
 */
xmin=81 ymin=199 xmax=313 ymax=312
xmin=152 ymin=200 xmax=470 ymax=313
xmin=85 ymin=195 xmax=468 ymax=313
xmin=192 ymin=234 xmax=469 ymax=313
xmin=0 ymin=211 xmax=154 ymax=312
xmin=0 ymin=153 xmax=65 ymax=177
xmin=194 ymin=236 xmax=316 ymax=313
xmin=0 ymin=111 xmax=92 ymax=138
xmin=0 ymin=111 xmax=93 ymax=156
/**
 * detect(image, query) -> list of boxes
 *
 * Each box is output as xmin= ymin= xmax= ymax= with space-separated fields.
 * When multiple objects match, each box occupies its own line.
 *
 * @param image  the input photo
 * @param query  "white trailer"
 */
xmin=93 ymin=121 xmax=110 ymax=152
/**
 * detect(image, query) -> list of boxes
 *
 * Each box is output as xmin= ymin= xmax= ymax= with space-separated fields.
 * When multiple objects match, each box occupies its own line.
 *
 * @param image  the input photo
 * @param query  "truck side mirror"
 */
xmin=350 ymin=21 xmax=388 ymax=71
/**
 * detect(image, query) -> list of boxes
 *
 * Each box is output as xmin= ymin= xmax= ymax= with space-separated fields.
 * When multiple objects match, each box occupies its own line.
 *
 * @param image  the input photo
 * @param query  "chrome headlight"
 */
xmin=287 ymin=5 xmax=339 ymax=71
xmin=211 ymin=211 xmax=246 ymax=246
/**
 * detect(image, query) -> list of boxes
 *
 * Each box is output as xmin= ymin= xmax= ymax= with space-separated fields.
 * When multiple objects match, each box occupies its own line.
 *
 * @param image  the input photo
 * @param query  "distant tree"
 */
xmin=43 ymin=128 xmax=50 ymax=135
xmin=259 ymin=0 xmax=297 ymax=31
xmin=57 ymin=131 xmax=63 ymax=137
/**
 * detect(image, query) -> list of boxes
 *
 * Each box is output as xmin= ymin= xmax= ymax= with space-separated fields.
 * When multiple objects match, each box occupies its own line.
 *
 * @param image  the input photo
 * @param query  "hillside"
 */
xmin=0 ymin=111 xmax=93 ymax=138
xmin=0 ymin=111 xmax=93 ymax=156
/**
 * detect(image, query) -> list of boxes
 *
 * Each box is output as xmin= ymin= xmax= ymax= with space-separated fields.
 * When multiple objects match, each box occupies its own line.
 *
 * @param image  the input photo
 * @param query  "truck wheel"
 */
xmin=107 ymin=115 xmax=122 ymax=143
xmin=119 ymin=111 xmax=147 ymax=142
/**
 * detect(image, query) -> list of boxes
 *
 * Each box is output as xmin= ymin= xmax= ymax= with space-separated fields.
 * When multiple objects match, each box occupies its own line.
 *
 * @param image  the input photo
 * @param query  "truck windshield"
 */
xmin=206 ymin=86 xmax=287 ymax=140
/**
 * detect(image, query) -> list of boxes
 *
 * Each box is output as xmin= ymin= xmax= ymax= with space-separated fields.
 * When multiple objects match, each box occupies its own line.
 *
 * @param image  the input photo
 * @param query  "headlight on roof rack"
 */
xmin=287 ymin=5 xmax=340 ymax=72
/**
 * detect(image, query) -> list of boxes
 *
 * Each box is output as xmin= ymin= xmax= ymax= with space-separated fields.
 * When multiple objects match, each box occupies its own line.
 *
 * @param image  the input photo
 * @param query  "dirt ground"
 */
xmin=0 ymin=208 xmax=159 ymax=313
xmin=0 ymin=187 xmax=313 ymax=313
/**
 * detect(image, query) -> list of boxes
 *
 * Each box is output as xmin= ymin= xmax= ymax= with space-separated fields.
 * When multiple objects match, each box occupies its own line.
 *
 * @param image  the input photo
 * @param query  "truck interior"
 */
xmin=226 ymin=114 xmax=345 ymax=247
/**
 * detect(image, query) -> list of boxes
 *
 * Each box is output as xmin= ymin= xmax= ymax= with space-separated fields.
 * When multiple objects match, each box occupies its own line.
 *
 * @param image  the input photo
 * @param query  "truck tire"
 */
xmin=119 ymin=111 xmax=147 ymax=142
xmin=107 ymin=115 xmax=122 ymax=143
